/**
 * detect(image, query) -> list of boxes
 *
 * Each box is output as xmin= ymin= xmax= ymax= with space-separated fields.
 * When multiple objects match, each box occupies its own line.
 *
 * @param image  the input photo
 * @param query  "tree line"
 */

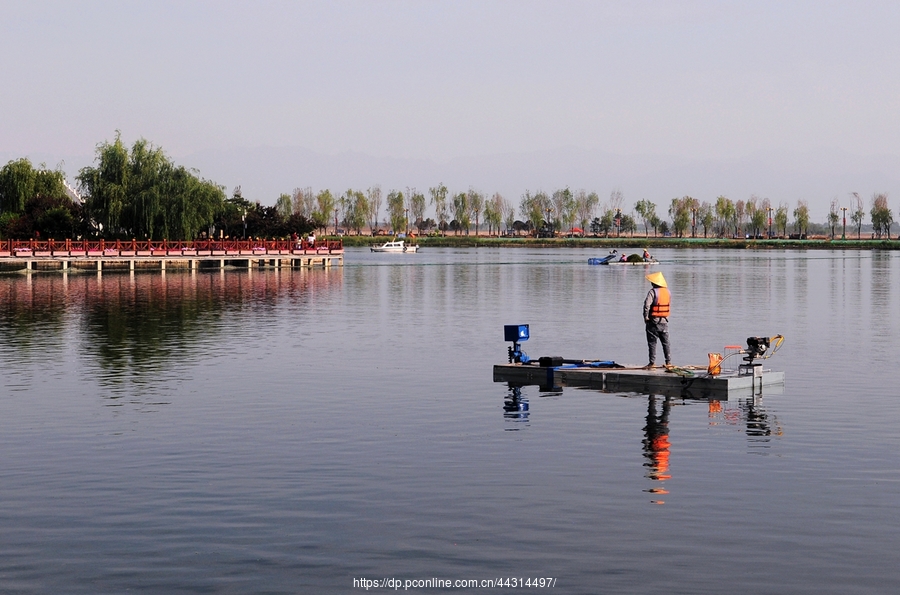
xmin=0 ymin=134 xmax=316 ymax=240
xmin=294 ymin=183 xmax=894 ymax=240
xmin=0 ymin=135 xmax=895 ymax=240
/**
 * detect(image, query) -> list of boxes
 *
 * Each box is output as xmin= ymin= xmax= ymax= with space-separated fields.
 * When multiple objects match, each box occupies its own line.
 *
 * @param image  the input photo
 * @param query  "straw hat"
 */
xmin=645 ymin=272 xmax=667 ymax=287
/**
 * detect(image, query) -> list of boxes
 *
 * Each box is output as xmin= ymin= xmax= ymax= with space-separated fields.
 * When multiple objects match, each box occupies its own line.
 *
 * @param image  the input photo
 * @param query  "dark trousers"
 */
xmin=645 ymin=318 xmax=671 ymax=365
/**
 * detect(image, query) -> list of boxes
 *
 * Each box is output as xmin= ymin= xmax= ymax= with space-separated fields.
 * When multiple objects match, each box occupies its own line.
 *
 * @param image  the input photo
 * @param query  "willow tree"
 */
xmin=793 ymin=200 xmax=810 ymax=237
xmin=467 ymin=189 xmax=484 ymax=235
xmin=484 ymin=192 xmax=506 ymax=235
xmin=367 ymin=185 xmax=382 ymax=231
xmin=0 ymin=158 xmax=67 ymax=214
xmin=78 ymin=134 xmax=129 ymax=234
xmin=342 ymin=189 xmax=368 ymax=235
xmin=519 ymin=190 xmax=549 ymax=232
xmin=634 ymin=199 xmax=656 ymax=237
xmin=850 ymin=192 xmax=865 ymax=238
xmin=574 ymin=190 xmax=599 ymax=234
xmin=312 ymin=189 xmax=335 ymax=233
xmin=409 ymin=189 xmax=427 ymax=231
xmin=77 ymin=133 xmax=224 ymax=239
xmin=870 ymin=193 xmax=893 ymax=239
xmin=715 ymin=196 xmax=735 ymax=237
xmin=775 ymin=204 xmax=789 ymax=237
xmin=386 ymin=190 xmax=405 ymax=234
xmin=429 ymin=183 xmax=448 ymax=232
xmin=452 ymin=191 xmax=470 ymax=235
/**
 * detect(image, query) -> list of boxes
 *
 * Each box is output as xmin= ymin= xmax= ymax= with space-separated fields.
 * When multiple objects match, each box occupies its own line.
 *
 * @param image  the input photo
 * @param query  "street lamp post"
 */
xmin=691 ymin=208 xmax=697 ymax=238
xmin=766 ymin=207 xmax=773 ymax=238
xmin=242 ymin=209 xmax=246 ymax=239
xmin=404 ymin=208 xmax=409 ymax=235
xmin=841 ymin=206 xmax=848 ymax=240
xmin=615 ymin=208 xmax=621 ymax=237
xmin=545 ymin=208 xmax=552 ymax=237
xmin=334 ymin=208 xmax=338 ymax=235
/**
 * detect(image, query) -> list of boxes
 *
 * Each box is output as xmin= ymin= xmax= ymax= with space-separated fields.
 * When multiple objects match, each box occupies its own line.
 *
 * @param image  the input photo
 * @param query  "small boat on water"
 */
xmin=588 ymin=250 xmax=657 ymax=266
xmin=371 ymin=240 xmax=419 ymax=253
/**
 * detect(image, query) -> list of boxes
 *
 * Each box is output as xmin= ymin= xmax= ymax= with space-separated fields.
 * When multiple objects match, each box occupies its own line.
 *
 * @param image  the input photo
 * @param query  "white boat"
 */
xmin=370 ymin=240 xmax=419 ymax=253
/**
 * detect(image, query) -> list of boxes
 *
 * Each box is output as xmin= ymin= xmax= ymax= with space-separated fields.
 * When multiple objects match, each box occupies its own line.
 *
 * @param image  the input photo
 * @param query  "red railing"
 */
xmin=0 ymin=238 xmax=343 ymax=256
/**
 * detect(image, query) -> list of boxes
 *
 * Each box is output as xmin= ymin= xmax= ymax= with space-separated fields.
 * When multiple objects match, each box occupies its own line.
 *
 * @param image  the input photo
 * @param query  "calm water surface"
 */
xmin=1 ymin=247 xmax=899 ymax=594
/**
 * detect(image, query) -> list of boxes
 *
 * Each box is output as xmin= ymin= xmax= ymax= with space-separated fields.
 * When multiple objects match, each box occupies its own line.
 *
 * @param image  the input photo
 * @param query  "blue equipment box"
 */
xmin=504 ymin=324 xmax=529 ymax=342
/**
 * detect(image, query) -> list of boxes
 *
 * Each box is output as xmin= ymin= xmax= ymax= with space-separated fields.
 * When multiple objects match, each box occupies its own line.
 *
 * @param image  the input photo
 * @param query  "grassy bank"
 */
xmin=334 ymin=235 xmax=900 ymax=250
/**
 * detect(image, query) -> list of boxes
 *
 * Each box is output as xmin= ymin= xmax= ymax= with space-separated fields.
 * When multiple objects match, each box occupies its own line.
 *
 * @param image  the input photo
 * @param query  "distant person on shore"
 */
xmin=642 ymin=272 xmax=671 ymax=370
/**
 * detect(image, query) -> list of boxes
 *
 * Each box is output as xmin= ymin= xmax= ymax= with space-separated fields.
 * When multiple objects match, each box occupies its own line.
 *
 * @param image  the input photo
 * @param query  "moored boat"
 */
xmin=371 ymin=240 xmax=419 ymax=253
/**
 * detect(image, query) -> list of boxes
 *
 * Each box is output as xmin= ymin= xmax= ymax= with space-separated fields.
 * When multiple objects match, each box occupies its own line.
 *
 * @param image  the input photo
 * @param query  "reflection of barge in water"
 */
xmin=495 ymin=324 xmax=785 ymax=399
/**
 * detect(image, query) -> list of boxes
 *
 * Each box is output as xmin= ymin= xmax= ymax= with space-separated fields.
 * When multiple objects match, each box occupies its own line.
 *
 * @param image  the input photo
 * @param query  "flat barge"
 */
xmin=497 ymin=324 xmax=785 ymax=399
xmin=493 ymin=362 xmax=784 ymax=399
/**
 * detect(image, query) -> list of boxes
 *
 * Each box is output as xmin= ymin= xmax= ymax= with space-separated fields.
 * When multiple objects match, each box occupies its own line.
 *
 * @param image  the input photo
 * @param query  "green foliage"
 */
xmin=386 ymin=190 xmax=405 ymax=234
xmin=313 ymin=189 xmax=335 ymax=233
xmin=429 ymin=184 xmax=448 ymax=230
xmin=574 ymin=191 xmax=599 ymax=232
xmin=714 ymin=196 xmax=735 ymax=237
xmin=793 ymin=200 xmax=810 ymax=236
xmin=519 ymin=190 xmax=550 ymax=231
xmin=407 ymin=189 xmax=426 ymax=229
xmin=484 ymin=192 xmax=505 ymax=235
xmin=343 ymin=189 xmax=368 ymax=234
xmin=0 ymin=158 xmax=67 ymax=215
xmin=276 ymin=193 xmax=292 ymax=221
xmin=698 ymin=202 xmax=714 ymax=238
xmin=827 ymin=199 xmax=840 ymax=239
xmin=77 ymin=133 xmax=225 ymax=239
xmin=668 ymin=197 xmax=693 ymax=238
xmin=775 ymin=205 xmax=789 ymax=237
xmin=870 ymin=193 xmax=893 ymax=239
xmin=634 ymin=199 xmax=656 ymax=237
xmin=452 ymin=192 xmax=470 ymax=234
xmin=467 ymin=189 xmax=484 ymax=233
xmin=551 ymin=187 xmax=575 ymax=230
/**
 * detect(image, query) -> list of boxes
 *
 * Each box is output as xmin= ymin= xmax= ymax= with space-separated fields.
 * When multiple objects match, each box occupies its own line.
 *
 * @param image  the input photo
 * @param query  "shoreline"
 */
xmin=339 ymin=235 xmax=900 ymax=250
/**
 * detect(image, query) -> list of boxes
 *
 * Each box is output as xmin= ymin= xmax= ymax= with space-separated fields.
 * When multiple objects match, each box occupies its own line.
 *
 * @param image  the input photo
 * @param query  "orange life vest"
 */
xmin=650 ymin=287 xmax=670 ymax=318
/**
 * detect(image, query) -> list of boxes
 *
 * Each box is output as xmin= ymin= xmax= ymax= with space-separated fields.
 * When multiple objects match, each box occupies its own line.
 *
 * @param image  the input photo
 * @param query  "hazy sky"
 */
xmin=3 ymin=1 xmax=899 ymax=216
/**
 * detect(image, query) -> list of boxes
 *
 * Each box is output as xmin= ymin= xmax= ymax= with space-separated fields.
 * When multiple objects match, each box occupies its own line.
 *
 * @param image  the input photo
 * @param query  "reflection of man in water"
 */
xmin=642 ymin=395 xmax=672 ymax=484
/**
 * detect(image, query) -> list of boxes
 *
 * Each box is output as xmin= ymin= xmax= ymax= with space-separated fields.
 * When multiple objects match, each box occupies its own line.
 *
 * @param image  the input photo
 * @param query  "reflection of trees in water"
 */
xmin=0 ymin=269 xmax=342 ymax=386
xmin=0 ymin=275 xmax=70 ymax=356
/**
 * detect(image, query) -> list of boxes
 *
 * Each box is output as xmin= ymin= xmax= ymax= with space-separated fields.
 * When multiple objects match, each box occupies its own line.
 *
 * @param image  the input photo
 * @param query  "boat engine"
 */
xmin=738 ymin=335 xmax=784 ymax=376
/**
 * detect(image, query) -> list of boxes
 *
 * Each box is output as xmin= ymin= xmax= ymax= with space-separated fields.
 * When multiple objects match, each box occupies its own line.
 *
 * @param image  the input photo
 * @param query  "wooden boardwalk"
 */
xmin=0 ymin=239 xmax=343 ymax=272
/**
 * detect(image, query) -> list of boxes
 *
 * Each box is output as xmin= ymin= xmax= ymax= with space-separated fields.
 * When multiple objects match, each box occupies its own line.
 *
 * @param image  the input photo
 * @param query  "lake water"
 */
xmin=1 ymin=246 xmax=898 ymax=594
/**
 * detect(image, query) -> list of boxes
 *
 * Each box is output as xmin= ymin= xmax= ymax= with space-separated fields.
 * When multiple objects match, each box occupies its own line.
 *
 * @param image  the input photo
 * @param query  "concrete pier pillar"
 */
xmin=129 ymin=259 xmax=135 ymax=271
xmin=160 ymin=259 xmax=166 ymax=271
xmin=97 ymin=260 xmax=102 ymax=272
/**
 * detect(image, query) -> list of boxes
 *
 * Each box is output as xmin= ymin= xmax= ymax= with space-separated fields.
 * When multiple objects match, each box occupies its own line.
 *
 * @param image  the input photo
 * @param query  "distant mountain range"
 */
xmin=9 ymin=146 xmax=899 ymax=221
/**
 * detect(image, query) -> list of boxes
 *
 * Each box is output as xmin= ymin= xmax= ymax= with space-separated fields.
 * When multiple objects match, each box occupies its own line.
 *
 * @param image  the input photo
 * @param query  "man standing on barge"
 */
xmin=643 ymin=272 xmax=671 ymax=370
